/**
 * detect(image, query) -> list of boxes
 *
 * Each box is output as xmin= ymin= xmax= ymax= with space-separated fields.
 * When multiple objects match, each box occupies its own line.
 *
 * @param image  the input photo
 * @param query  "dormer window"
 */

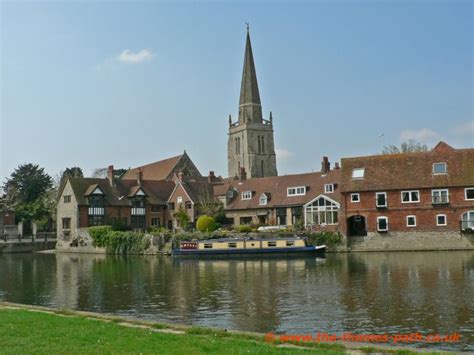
xmin=226 ymin=188 xmax=235 ymax=199
xmin=324 ymin=184 xmax=334 ymax=193
xmin=433 ymin=162 xmax=447 ymax=174
xmin=241 ymin=191 xmax=252 ymax=200
xmin=259 ymin=194 xmax=268 ymax=206
xmin=352 ymin=168 xmax=365 ymax=179
xmin=287 ymin=186 xmax=306 ymax=196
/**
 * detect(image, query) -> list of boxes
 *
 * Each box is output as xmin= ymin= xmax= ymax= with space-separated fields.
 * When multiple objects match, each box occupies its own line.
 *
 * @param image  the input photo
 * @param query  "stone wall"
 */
xmin=347 ymin=231 xmax=474 ymax=252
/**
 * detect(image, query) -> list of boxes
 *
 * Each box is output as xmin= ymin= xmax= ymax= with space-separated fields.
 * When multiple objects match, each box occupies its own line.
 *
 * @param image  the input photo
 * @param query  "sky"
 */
xmin=1 ymin=0 xmax=473 ymax=182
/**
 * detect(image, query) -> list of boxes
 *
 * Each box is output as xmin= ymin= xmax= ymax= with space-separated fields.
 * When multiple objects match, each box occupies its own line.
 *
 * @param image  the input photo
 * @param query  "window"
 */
xmin=62 ymin=218 xmax=71 ymax=230
xmin=352 ymin=168 xmax=365 ymax=179
xmin=240 ymin=216 xmax=252 ymax=225
xmin=433 ymin=162 xmax=447 ymax=174
xmin=401 ymin=190 xmax=420 ymax=203
xmin=377 ymin=216 xmax=388 ymax=232
xmin=461 ymin=211 xmax=474 ymax=230
xmin=276 ymin=208 xmax=287 ymax=225
xmin=286 ymin=241 xmax=295 ymax=247
xmin=351 ymin=193 xmax=360 ymax=203
xmin=151 ymin=205 xmax=160 ymax=213
xmin=324 ymin=184 xmax=334 ymax=193
xmin=226 ymin=189 xmax=235 ymax=199
xmin=131 ymin=196 xmax=146 ymax=215
xmin=63 ymin=195 xmax=71 ymax=203
xmin=185 ymin=201 xmax=192 ymax=209
xmin=168 ymin=202 xmax=175 ymax=211
xmin=406 ymin=215 xmax=416 ymax=227
xmin=241 ymin=191 xmax=252 ymax=200
xmin=228 ymin=242 xmax=237 ymax=248
xmin=151 ymin=218 xmax=160 ymax=227
xmin=177 ymin=196 xmax=183 ymax=204
xmin=287 ymin=186 xmax=306 ymax=196
xmin=204 ymin=243 xmax=213 ymax=249
xmin=465 ymin=188 xmax=474 ymax=201
xmin=436 ymin=214 xmax=447 ymax=226
xmin=88 ymin=195 xmax=105 ymax=226
xmin=259 ymin=194 xmax=268 ymax=206
xmin=304 ymin=196 xmax=339 ymax=226
xmin=268 ymin=241 xmax=277 ymax=247
xmin=432 ymin=189 xmax=449 ymax=204
xmin=376 ymin=192 xmax=387 ymax=208
xmin=235 ymin=137 xmax=240 ymax=155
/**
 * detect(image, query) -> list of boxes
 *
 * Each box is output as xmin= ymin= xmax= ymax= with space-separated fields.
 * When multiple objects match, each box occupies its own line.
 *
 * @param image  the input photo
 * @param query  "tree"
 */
xmin=57 ymin=167 xmax=83 ymax=188
xmin=196 ymin=215 xmax=217 ymax=233
xmin=2 ymin=164 xmax=53 ymax=223
xmin=92 ymin=168 xmax=108 ymax=178
xmin=382 ymin=139 xmax=429 ymax=154
xmin=173 ymin=206 xmax=190 ymax=229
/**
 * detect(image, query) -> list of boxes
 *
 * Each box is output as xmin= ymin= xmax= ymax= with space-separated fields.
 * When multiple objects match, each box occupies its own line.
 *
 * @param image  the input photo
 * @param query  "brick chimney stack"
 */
xmin=334 ymin=162 xmax=340 ymax=169
xmin=321 ymin=157 xmax=331 ymax=174
xmin=208 ymin=171 xmax=216 ymax=183
xmin=239 ymin=167 xmax=247 ymax=181
xmin=137 ymin=168 xmax=143 ymax=186
xmin=107 ymin=165 xmax=114 ymax=186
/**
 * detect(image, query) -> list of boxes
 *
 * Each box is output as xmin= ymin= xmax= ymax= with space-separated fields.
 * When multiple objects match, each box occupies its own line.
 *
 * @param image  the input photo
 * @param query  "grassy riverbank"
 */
xmin=0 ymin=303 xmax=442 ymax=354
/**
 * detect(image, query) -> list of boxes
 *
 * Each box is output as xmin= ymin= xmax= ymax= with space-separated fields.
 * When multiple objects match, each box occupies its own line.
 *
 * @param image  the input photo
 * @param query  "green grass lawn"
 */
xmin=0 ymin=307 xmax=344 ymax=354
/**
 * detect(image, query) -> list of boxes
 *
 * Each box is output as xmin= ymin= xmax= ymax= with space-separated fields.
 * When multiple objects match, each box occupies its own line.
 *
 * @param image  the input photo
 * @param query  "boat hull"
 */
xmin=172 ymin=246 xmax=326 ymax=258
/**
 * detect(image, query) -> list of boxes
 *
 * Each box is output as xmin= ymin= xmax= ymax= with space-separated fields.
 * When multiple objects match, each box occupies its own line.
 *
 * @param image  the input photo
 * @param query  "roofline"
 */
xmin=303 ymin=194 xmax=341 ymax=208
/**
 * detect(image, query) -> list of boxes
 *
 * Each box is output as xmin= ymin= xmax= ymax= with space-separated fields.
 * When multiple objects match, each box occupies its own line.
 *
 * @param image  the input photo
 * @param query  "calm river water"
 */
xmin=0 ymin=251 xmax=473 ymax=351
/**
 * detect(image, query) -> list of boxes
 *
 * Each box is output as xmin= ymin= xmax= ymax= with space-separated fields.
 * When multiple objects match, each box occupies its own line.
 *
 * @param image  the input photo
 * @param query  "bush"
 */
xmin=196 ymin=215 xmax=217 ymax=233
xmin=236 ymin=225 xmax=252 ymax=233
xmin=88 ymin=226 xmax=150 ymax=254
xmin=306 ymin=231 xmax=342 ymax=247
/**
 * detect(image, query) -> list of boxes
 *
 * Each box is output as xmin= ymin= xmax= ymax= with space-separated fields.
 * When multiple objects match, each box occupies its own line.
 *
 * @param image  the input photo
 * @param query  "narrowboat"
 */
xmin=171 ymin=237 xmax=325 ymax=257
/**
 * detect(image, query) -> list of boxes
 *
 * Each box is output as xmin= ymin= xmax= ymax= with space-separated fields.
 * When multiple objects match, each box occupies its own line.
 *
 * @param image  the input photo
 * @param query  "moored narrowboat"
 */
xmin=171 ymin=237 xmax=325 ymax=257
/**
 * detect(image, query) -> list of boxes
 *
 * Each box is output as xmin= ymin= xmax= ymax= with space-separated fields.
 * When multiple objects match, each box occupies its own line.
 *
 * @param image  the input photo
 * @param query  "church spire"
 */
xmin=238 ymin=25 xmax=263 ymax=123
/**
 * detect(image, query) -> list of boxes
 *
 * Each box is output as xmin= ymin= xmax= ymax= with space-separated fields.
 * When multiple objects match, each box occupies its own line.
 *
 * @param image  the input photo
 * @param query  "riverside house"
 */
xmin=340 ymin=142 xmax=474 ymax=239
xmin=214 ymin=157 xmax=341 ymax=230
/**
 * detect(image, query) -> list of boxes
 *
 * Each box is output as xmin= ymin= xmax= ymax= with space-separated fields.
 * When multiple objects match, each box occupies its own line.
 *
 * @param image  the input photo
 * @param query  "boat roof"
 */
xmin=185 ymin=237 xmax=306 ymax=243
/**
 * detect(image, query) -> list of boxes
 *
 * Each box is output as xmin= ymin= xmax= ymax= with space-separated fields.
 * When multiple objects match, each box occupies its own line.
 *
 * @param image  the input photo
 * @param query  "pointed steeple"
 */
xmin=238 ymin=25 xmax=263 ymax=123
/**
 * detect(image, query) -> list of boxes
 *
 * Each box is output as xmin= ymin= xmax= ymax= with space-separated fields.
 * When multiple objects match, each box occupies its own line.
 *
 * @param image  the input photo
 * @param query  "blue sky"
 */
xmin=1 ymin=1 xmax=472 ymax=182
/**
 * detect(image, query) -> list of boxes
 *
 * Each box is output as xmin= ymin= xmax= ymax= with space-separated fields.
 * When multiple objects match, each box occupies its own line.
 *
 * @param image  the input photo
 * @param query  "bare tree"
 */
xmin=382 ymin=139 xmax=429 ymax=154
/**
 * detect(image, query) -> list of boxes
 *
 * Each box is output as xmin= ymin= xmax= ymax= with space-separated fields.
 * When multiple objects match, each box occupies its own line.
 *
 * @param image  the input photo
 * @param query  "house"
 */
xmin=340 ymin=142 xmax=474 ymax=238
xmin=0 ymin=197 xmax=16 ymax=239
xmin=56 ymin=166 xmax=176 ymax=243
xmin=215 ymin=157 xmax=341 ymax=230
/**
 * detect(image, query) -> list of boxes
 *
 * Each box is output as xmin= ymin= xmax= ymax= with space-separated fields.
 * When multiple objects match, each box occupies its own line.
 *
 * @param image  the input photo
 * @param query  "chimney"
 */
xmin=137 ymin=168 xmax=143 ymax=186
xmin=107 ymin=165 xmax=114 ymax=186
xmin=208 ymin=171 xmax=216 ymax=183
xmin=239 ymin=167 xmax=247 ymax=181
xmin=334 ymin=162 xmax=340 ymax=169
xmin=321 ymin=157 xmax=330 ymax=174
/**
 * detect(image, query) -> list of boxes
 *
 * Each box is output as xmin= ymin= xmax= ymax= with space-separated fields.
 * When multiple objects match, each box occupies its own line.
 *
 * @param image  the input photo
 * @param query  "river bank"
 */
xmin=0 ymin=302 xmax=445 ymax=354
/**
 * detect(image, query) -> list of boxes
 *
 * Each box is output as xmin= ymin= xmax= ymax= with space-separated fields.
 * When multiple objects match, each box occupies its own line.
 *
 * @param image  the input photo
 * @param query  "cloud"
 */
xmin=452 ymin=120 xmax=474 ymax=136
xmin=399 ymin=128 xmax=441 ymax=144
xmin=276 ymin=148 xmax=293 ymax=160
xmin=116 ymin=49 xmax=155 ymax=63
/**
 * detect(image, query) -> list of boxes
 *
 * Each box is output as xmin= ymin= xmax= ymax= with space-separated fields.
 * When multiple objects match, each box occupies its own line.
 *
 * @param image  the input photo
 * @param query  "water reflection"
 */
xmin=0 ymin=252 xmax=472 ymax=351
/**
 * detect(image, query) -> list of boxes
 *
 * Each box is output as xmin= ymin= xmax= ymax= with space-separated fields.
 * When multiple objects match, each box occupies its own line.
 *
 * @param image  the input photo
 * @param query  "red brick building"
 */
xmin=340 ymin=142 xmax=474 ymax=238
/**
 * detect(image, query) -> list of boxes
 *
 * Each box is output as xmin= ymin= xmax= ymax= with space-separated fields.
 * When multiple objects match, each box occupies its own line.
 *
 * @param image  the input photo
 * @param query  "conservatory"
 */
xmin=304 ymin=195 xmax=340 ymax=227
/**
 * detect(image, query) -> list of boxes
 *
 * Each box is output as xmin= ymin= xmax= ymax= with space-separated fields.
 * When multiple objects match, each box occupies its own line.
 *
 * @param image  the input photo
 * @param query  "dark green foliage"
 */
xmin=59 ymin=167 xmax=83 ymax=187
xmin=236 ymin=225 xmax=252 ymax=233
xmin=88 ymin=226 xmax=149 ymax=254
xmin=173 ymin=206 xmax=190 ymax=229
xmin=196 ymin=215 xmax=217 ymax=232
xmin=306 ymin=231 xmax=342 ymax=247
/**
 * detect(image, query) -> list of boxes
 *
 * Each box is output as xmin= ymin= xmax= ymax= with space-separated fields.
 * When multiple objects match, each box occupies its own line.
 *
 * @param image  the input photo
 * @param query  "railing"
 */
xmin=2 ymin=232 xmax=57 ymax=243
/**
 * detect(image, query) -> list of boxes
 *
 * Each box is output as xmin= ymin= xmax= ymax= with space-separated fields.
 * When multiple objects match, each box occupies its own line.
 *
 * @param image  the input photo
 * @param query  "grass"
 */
xmin=0 ymin=307 xmax=343 ymax=354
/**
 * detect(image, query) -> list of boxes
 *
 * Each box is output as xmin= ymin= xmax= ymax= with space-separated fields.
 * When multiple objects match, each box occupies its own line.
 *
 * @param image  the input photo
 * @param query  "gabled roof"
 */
xmin=340 ymin=141 xmax=474 ymax=192
xmin=214 ymin=169 xmax=341 ymax=210
xmin=169 ymin=178 xmax=216 ymax=204
xmin=121 ymin=155 xmax=183 ymax=181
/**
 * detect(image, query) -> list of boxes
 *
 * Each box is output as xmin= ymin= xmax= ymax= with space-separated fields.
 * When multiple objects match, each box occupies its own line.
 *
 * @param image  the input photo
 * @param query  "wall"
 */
xmin=56 ymin=180 xmax=79 ymax=241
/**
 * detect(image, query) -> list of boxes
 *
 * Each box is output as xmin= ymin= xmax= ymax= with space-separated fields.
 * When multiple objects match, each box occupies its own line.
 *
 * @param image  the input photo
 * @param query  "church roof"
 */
xmin=121 ymin=154 xmax=183 ymax=181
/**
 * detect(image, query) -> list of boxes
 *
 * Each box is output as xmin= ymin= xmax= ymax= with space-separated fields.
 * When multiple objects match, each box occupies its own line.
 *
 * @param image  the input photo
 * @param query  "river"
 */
xmin=0 ymin=251 xmax=472 ymax=351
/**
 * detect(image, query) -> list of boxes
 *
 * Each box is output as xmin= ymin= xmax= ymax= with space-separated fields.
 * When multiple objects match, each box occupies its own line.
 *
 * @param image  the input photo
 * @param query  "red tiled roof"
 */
xmin=340 ymin=142 xmax=474 ymax=192
xmin=214 ymin=170 xmax=341 ymax=210
xmin=121 ymin=155 xmax=182 ymax=181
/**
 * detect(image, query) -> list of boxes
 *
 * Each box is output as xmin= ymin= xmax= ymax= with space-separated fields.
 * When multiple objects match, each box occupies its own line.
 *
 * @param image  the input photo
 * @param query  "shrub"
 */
xmin=88 ymin=226 xmax=112 ymax=247
xmin=306 ymin=231 xmax=342 ymax=247
xmin=196 ymin=215 xmax=217 ymax=233
xmin=237 ymin=225 xmax=252 ymax=233
xmin=88 ymin=226 xmax=150 ymax=254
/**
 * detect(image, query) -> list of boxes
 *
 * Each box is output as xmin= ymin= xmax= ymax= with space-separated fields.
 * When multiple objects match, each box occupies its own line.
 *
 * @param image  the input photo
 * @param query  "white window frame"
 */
xmin=375 ymin=192 xmax=387 ymax=207
xmin=324 ymin=184 xmax=334 ymax=193
xmin=432 ymin=162 xmax=447 ymax=175
xmin=352 ymin=168 xmax=365 ymax=179
xmin=177 ymin=196 xmax=183 ymax=204
xmin=431 ymin=189 xmax=449 ymax=204
xmin=401 ymin=190 xmax=420 ymax=203
xmin=465 ymin=188 xmax=474 ymax=201
xmin=436 ymin=214 xmax=447 ymax=226
xmin=351 ymin=193 xmax=360 ymax=203
xmin=259 ymin=194 xmax=268 ymax=206
xmin=406 ymin=215 xmax=417 ymax=227
xmin=241 ymin=191 xmax=252 ymax=200
xmin=377 ymin=216 xmax=388 ymax=232
xmin=287 ymin=186 xmax=306 ymax=196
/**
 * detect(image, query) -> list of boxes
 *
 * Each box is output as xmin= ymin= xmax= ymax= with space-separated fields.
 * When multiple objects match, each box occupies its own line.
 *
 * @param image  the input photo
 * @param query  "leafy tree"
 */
xmin=92 ymin=168 xmax=107 ymax=178
xmin=173 ymin=206 xmax=190 ymax=229
xmin=382 ymin=139 xmax=429 ymax=154
xmin=2 ymin=164 xmax=53 ymax=223
xmin=57 ymin=167 xmax=83 ymax=188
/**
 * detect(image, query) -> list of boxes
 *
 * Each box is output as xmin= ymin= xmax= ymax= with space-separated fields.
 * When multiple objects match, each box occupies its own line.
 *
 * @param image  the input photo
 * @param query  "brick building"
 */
xmin=340 ymin=142 xmax=474 ymax=238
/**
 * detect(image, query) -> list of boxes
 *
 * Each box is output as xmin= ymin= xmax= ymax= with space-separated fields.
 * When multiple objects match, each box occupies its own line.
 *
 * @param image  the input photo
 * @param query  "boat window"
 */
xmin=204 ymin=243 xmax=213 ymax=249
xmin=286 ymin=241 xmax=294 ymax=247
xmin=268 ymin=241 xmax=277 ymax=247
xmin=228 ymin=242 xmax=237 ymax=248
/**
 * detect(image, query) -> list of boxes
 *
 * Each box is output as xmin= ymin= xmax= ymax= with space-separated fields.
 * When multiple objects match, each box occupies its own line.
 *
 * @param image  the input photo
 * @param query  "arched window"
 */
xmin=261 ymin=136 xmax=265 ymax=153
xmin=461 ymin=211 xmax=474 ymax=230
xmin=304 ymin=195 xmax=339 ymax=226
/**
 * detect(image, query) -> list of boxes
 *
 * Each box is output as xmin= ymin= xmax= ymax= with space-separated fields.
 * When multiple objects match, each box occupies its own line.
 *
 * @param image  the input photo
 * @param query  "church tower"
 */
xmin=227 ymin=27 xmax=278 ymax=179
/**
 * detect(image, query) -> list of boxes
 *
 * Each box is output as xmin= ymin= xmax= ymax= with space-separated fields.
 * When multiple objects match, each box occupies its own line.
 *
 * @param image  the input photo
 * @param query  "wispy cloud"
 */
xmin=116 ymin=49 xmax=155 ymax=63
xmin=276 ymin=148 xmax=293 ymax=161
xmin=399 ymin=128 xmax=441 ymax=144
xmin=452 ymin=120 xmax=474 ymax=136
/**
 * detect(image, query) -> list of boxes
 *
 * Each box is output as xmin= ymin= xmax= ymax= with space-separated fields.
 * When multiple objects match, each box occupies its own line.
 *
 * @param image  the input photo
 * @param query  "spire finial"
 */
xmin=246 ymin=22 xmax=249 ymax=33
